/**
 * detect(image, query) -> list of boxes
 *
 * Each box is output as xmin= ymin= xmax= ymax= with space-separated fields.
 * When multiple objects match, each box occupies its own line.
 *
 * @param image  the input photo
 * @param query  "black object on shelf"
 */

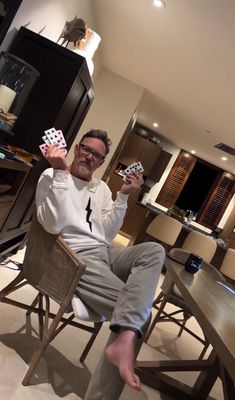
xmin=0 ymin=126 xmax=14 ymax=145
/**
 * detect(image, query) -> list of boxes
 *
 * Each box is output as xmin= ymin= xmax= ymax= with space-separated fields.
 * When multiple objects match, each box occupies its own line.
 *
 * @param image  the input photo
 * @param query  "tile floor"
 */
xmin=0 ymin=247 xmax=224 ymax=400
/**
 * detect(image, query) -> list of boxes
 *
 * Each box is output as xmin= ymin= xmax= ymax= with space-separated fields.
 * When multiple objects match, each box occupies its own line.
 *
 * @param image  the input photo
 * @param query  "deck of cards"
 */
xmin=39 ymin=127 xmax=67 ymax=156
xmin=120 ymin=161 xmax=144 ymax=182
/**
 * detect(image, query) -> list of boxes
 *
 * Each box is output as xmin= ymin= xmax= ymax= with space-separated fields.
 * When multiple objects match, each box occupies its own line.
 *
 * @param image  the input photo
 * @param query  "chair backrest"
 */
xmin=181 ymin=230 xmax=217 ymax=263
xmin=219 ymin=248 xmax=235 ymax=281
xmin=22 ymin=213 xmax=86 ymax=307
xmin=146 ymin=214 xmax=183 ymax=246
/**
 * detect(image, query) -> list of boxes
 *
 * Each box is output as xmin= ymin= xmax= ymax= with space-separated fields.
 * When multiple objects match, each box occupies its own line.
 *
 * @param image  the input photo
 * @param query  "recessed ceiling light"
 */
xmin=221 ymin=156 xmax=228 ymax=161
xmin=153 ymin=122 xmax=159 ymax=128
xmin=191 ymin=150 xmax=196 ymax=154
xmin=153 ymin=0 xmax=166 ymax=8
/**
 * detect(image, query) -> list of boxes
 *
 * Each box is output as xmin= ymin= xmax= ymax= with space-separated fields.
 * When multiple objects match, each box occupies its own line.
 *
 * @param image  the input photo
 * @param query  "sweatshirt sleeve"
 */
xmin=101 ymin=186 xmax=129 ymax=242
xmin=35 ymin=169 xmax=70 ymax=234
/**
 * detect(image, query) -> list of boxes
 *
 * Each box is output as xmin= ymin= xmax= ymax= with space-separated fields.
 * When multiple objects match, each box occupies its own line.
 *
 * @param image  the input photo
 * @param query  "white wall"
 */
xmin=67 ymin=67 xmax=145 ymax=179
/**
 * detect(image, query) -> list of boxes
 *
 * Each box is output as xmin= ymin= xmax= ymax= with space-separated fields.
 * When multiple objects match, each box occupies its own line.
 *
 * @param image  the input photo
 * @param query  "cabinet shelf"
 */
xmin=0 ymin=157 xmax=29 ymax=172
xmin=0 ymin=157 xmax=31 ymax=231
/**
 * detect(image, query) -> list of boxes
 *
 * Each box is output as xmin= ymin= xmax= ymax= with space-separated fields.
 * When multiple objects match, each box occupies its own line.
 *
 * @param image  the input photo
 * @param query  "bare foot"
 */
xmin=105 ymin=330 xmax=141 ymax=391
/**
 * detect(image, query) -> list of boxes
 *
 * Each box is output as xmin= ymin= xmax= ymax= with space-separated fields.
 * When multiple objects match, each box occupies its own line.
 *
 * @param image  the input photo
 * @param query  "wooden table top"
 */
xmin=165 ymin=255 xmax=235 ymax=380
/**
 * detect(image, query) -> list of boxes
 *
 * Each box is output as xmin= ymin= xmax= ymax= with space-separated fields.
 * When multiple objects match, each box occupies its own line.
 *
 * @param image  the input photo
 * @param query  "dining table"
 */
xmin=136 ymin=252 xmax=235 ymax=399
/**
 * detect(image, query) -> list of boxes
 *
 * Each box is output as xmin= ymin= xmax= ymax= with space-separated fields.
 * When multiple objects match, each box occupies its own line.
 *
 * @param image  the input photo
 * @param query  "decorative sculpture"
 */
xmin=57 ymin=16 xmax=86 ymax=47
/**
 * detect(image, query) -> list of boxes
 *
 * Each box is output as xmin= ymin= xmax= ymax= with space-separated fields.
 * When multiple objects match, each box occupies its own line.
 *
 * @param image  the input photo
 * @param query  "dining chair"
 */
xmin=146 ymin=213 xmax=183 ymax=251
xmin=0 ymin=213 xmax=105 ymax=386
xmin=219 ymin=248 xmax=235 ymax=283
xmin=145 ymin=231 xmax=219 ymax=355
xmin=181 ymin=230 xmax=217 ymax=263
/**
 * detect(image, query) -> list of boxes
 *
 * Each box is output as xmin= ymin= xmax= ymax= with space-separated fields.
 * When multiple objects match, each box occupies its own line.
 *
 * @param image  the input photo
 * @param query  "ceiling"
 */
xmin=92 ymin=0 xmax=235 ymax=173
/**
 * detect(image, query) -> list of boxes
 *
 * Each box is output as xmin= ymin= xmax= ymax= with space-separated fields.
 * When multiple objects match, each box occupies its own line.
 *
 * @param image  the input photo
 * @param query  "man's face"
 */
xmin=70 ymin=137 xmax=106 ymax=180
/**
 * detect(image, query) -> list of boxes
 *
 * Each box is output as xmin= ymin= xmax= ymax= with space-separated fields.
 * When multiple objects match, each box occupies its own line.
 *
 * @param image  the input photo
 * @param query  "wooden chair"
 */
xmin=219 ymin=248 xmax=235 ymax=283
xmin=145 ymin=236 xmax=222 ymax=356
xmin=146 ymin=214 xmax=183 ymax=252
xmin=181 ymin=230 xmax=217 ymax=263
xmin=0 ymin=213 xmax=104 ymax=386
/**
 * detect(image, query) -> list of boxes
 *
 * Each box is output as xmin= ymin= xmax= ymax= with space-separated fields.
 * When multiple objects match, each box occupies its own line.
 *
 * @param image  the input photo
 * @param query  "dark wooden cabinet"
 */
xmin=0 ymin=28 xmax=94 ymax=260
xmin=148 ymin=149 xmax=172 ymax=182
xmin=0 ymin=158 xmax=30 ymax=231
xmin=8 ymin=27 xmax=94 ymax=155
xmin=106 ymin=130 xmax=165 ymax=238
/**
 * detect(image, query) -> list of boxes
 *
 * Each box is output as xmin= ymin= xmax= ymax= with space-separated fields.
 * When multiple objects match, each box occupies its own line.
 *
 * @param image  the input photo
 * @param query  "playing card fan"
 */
xmin=39 ymin=127 xmax=67 ymax=156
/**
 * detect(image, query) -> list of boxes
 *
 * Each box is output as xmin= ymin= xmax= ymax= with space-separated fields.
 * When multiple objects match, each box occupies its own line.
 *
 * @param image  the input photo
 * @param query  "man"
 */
xmin=36 ymin=129 xmax=165 ymax=398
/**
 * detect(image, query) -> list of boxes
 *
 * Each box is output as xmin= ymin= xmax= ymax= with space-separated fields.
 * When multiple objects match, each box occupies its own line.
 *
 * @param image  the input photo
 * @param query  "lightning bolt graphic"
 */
xmin=85 ymin=197 xmax=92 ymax=232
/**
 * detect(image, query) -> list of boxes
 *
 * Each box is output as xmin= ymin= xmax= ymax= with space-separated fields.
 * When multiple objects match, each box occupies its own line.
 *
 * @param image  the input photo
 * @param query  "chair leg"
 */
xmin=144 ymin=291 xmax=170 ymax=343
xmin=22 ymin=340 xmax=49 ymax=385
xmin=177 ymin=311 xmax=191 ymax=337
xmin=80 ymin=322 xmax=103 ymax=363
xmin=22 ymin=301 xmax=68 ymax=385
xmin=0 ymin=270 xmax=25 ymax=298
xmin=37 ymin=293 xmax=44 ymax=341
xmin=152 ymin=290 xmax=164 ymax=308
xmin=199 ymin=340 xmax=210 ymax=359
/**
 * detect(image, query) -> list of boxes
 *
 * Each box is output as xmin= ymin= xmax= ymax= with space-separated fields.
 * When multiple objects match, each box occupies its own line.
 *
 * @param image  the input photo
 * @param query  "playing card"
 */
xmin=46 ymin=130 xmax=67 ymax=148
xmin=123 ymin=161 xmax=144 ymax=175
xmin=44 ymin=127 xmax=56 ymax=135
xmin=42 ymin=127 xmax=57 ymax=145
xmin=117 ymin=169 xmax=125 ymax=178
xmin=42 ymin=134 xmax=51 ymax=145
xmin=39 ymin=143 xmax=49 ymax=156
xmin=39 ymin=142 xmax=67 ymax=157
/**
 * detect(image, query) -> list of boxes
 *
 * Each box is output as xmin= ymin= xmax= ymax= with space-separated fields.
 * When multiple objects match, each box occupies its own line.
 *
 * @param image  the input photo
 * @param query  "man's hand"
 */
xmin=120 ymin=172 xmax=144 ymax=195
xmin=45 ymin=144 xmax=68 ymax=170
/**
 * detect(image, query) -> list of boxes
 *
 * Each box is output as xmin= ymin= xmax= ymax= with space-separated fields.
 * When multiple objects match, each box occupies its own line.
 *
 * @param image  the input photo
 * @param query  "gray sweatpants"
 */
xmin=75 ymin=242 xmax=165 ymax=400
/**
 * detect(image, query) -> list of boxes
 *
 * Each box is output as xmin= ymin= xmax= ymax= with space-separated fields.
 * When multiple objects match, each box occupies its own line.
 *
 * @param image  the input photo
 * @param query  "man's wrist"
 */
xmin=120 ymin=188 xmax=130 ymax=196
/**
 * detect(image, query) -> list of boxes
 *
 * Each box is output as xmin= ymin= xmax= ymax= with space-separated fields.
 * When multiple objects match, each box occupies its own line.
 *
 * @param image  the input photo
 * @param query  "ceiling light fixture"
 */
xmin=153 ymin=0 xmax=166 ymax=8
xmin=191 ymin=150 xmax=196 ymax=154
xmin=221 ymin=156 xmax=228 ymax=161
xmin=153 ymin=122 xmax=159 ymax=128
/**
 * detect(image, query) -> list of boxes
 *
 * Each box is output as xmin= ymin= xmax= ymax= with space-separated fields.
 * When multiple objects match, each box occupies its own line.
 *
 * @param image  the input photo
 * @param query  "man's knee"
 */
xmin=137 ymin=241 xmax=165 ymax=257
xmin=135 ymin=242 xmax=165 ymax=269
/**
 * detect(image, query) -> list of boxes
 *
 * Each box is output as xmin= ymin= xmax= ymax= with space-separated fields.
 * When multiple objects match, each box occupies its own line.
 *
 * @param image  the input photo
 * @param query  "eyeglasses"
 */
xmin=79 ymin=143 xmax=105 ymax=162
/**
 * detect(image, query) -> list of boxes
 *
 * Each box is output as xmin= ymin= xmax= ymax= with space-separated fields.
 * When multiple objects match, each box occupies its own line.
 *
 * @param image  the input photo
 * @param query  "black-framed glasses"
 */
xmin=79 ymin=143 xmax=105 ymax=162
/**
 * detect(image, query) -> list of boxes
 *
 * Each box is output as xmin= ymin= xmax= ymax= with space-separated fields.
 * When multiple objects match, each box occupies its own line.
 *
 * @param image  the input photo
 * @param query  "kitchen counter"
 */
xmin=137 ymin=202 xmax=212 ymax=235
xmin=134 ymin=202 xmax=227 ymax=269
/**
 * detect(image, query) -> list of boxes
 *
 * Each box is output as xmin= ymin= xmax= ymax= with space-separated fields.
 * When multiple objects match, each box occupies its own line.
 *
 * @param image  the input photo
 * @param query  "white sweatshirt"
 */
xmin=35 ymin=168 xmax=128 ymax=252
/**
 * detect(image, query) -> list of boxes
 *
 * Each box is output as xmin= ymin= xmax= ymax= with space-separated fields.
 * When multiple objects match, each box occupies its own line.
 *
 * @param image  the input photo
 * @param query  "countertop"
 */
xmin=136 ymin=201 xmax=227 ymax=248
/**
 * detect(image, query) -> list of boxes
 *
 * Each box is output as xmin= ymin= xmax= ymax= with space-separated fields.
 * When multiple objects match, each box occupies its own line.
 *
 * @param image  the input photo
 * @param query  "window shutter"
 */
xmin=198 ymin=173 xmax=235 ymax=228
xmin=156 ymin=151 xmax=196 ymax=208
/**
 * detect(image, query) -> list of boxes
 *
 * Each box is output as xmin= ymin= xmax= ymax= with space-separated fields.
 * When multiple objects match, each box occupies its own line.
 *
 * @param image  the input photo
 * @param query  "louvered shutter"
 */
xmin=198 ymin=173 xmax=235 ymax=228
xmin=156 ymin=151 xmax=197 ymax=208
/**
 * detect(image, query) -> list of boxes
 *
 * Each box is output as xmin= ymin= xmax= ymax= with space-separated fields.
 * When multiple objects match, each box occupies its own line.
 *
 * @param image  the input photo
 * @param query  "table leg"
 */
xmin=220 ymin=362 xmax=235 ymax=400
xmin=192 ymin=350 xmax=219 ymax=399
